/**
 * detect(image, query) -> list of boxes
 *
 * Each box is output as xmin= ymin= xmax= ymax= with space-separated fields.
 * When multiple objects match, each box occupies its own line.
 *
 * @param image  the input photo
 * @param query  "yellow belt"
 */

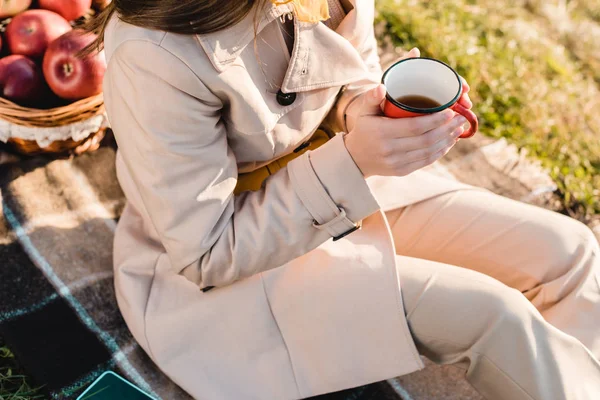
xmin=234 ymin=128 xmax=333 ymax=195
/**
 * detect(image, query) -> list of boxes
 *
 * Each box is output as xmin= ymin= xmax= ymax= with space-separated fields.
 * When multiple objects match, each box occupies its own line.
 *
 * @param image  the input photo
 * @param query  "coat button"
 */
xmin=276 ymin=89 xmax=296 ymax=106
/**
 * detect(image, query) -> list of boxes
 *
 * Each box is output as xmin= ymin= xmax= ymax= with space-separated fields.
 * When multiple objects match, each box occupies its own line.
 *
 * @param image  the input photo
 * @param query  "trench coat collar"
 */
xmin=195 ymin=1 xmax=291 ymax=72
xmin=195 ymin=0 xmax=370 ymax=93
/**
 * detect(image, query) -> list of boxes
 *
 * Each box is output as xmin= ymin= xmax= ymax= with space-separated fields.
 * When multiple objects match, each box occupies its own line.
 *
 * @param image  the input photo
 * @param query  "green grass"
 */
xmin=376 ymin=0 xmax=600 ymax=217
xmin=0 ymin=340 xmax=44 ymax=400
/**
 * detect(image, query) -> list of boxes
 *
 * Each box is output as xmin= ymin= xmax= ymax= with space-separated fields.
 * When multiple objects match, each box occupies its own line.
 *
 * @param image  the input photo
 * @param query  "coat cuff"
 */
xmin=288 ymin=133 xmax=380 ymax=239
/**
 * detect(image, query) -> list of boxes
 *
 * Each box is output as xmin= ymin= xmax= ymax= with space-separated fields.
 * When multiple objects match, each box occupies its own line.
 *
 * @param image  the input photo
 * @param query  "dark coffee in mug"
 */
xmin=394 ymin=95 xmax=442 ymax=110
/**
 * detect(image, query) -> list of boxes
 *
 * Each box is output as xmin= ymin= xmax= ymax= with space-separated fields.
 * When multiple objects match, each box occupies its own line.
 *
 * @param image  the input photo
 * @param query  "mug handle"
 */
xmin=451 ymin=103 xmax=478 ymax=139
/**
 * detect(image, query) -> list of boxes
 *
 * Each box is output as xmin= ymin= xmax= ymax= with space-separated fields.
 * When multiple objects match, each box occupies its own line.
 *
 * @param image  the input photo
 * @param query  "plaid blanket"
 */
xmin=0 ymin=143 xmax=408 ymax=400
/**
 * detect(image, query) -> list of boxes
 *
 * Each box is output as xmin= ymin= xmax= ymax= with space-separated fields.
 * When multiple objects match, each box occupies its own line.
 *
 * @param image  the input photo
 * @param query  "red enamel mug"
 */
xmin=381 ymin=57 xmax=478 ymax=139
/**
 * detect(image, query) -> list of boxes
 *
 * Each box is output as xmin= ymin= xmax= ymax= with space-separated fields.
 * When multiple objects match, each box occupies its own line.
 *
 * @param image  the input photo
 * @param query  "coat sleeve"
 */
xmin=104 ymin=40 xmax=380 ymax=289
xmin=329 ymin=7 xmax=383 ymax=132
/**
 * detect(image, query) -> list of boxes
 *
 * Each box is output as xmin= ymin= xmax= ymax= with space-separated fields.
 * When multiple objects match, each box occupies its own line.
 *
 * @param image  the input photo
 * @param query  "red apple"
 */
xmin=0 ymin=0 xmax=32 ymax=19
xmin=39 ymin=0 xmax=92 ymax=22
xmin=43 ymin=30 xmax=106 ymax=101
xmin=6 ymin=10 xmax=72 ymax=59
xmin=0 ymin=55 xmax=46 ymax=105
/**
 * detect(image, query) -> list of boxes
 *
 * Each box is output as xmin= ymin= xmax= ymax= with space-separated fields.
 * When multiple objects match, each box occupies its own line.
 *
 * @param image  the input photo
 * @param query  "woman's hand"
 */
xmin=344 ymin=84 xmax=466 ymax=178
xmin=343 ymin=47 xmax=474 ymax=178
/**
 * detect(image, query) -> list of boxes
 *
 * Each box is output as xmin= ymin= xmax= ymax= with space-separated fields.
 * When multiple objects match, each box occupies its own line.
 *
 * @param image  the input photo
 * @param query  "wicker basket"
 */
xmin=0 ymin=95 xmax=108 ymax=156
xmin=0 ymin=4 xmax=110 ymax=157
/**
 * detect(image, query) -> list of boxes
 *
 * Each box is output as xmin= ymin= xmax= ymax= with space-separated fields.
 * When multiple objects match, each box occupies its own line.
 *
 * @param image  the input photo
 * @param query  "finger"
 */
xmin=402 ymin=47 xmax=421 ymax=59
xmin=359 ymin=84 xmax=388 ymax=117
xmin=460 ymin=76 xmax=471 ymax=93
xmin=398 ymin=136 xmax=458 ymax=175
xmin=400 ymin=115 xmax=467 ymax=152
xmin=376 ymin=109 xmax=455 ymax=138
xmin=403 ymin=125 xmax=464 ymax=163
xmin=459 ymin=93 xmax=472 ymax=109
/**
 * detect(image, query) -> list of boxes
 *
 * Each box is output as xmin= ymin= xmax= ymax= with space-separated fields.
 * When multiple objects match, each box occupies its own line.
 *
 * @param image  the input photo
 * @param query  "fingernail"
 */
xmin=442 ymin=109 xmax=454 ymax=119
xmin=453 ymin=126 xmax=465 ymax=137
xmin=456 ymin=115 xmax=468 ymax=125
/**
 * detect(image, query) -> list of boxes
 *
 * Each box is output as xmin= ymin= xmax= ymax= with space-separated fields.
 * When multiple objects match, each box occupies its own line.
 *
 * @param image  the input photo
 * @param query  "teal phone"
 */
xmin=76 ymin=371 xmax=157 ymax=400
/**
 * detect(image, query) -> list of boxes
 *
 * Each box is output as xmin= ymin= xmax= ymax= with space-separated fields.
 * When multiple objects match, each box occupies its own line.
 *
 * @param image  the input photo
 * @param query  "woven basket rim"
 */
xmin=0 ymin=93 xmax=104 ymax=114
xmin=0 ymin=92 xmax=104 ymax=113
xmin=0 ymin=93 xmax=105 ymax=128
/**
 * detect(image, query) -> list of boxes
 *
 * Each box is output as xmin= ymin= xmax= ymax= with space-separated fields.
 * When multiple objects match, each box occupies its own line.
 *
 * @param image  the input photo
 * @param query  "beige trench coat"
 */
xmin=103 ymin=1 xmax=471 ymax=398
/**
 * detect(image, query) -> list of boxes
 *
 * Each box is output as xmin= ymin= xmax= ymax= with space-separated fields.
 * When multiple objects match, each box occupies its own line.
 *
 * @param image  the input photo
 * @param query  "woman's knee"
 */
xmin=479 ymin=284 xmax=538 ymax=333
xmin=531 ymin=213 xmax=598 ymax=274
xmin=557 ymin=216 xmax=597 ymax=248
xmin=412 ymin=281 xmax=538 ymax=358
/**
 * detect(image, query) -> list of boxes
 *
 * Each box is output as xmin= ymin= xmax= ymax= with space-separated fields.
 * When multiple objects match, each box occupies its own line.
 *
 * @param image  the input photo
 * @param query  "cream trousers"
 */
xmin=386 ymin=190 xmax=600 ymax=400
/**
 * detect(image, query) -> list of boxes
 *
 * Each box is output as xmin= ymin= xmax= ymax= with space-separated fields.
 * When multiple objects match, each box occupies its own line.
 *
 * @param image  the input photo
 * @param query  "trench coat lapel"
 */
xmin=279 ymin=18 xmax=369 ymax=93
xmin=196 ymin=0 xmax=370 ymax=93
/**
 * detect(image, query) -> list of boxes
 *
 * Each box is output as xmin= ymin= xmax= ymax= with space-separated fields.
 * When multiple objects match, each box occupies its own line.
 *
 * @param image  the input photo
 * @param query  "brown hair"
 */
xmin=82 ymin=0 xmax=265 ymax=55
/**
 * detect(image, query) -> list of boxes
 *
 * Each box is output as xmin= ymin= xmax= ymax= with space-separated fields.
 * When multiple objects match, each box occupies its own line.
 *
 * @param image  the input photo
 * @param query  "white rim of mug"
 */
xmin=381 ymin=57 xmax=463 ymax=114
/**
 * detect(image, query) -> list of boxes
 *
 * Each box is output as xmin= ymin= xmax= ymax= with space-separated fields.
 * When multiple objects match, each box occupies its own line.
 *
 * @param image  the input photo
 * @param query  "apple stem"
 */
xmin=63 ymin=63 xmax=75 ymax=77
